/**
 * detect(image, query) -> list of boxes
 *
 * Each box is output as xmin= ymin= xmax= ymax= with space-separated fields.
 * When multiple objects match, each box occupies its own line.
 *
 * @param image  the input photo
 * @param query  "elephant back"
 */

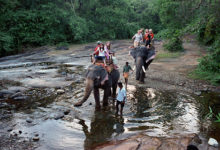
xmin=130 ymin=46 xmax=148 ymax=59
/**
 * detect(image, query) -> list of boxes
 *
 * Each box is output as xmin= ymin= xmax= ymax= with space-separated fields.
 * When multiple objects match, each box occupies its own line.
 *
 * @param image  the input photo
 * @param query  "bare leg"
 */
xmin=120 ymin=103 xmax=124 ymax=116
xmin=125 ymin=78 xmax=128 ymax=89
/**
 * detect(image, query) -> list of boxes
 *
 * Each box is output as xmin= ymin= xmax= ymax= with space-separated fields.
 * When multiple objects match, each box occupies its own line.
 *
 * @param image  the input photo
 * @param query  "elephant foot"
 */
xmin=138 ymin=81 xmax=145 ymax=84
xmin=74 ymin=101 xmax=83 ymax=107
xmin=95 ymin=105 xmax=101 ymax=111
xmin=103 ymin=102 xmax=108 ymax=107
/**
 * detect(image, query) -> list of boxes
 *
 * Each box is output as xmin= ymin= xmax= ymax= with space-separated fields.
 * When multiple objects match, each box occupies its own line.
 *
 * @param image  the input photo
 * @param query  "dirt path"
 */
xmin=106 ymin=36 xmax=218 ymax=93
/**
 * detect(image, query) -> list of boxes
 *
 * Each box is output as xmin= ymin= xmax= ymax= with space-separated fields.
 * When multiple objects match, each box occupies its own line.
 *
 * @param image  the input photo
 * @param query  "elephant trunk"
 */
xmin=74 ymin=79 xmax=94 ymax=107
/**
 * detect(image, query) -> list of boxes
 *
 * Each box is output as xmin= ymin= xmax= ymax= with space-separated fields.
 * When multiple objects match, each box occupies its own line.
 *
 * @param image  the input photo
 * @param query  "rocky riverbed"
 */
xmin=0 ymin=38 xmax=219 ymax=150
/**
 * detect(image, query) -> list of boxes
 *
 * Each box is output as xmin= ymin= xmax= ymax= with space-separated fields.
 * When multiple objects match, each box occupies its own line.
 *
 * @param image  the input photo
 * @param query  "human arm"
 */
xmin=93 ymin=49 xmax=99 ymax=55
xmin=132 ymin=34 xmax=136 ymax=40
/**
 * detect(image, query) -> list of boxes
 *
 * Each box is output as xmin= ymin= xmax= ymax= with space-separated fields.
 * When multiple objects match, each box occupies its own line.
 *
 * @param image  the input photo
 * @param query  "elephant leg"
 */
xmin=93 ymin=88 xmax=101 ymax=110
xmin=112 ymin=84 xmax=117 ymax=100
xmin=111 ymin=84 xmax=117 ymax=105
xmin=103 ymin=88 xmax=110 ymax=107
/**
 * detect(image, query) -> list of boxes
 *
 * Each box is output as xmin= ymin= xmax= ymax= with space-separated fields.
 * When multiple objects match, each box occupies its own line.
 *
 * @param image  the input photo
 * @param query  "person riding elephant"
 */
xmin=129 ymin=44 xmax=155 ymax=83
xmin=74 ymin=63 xmax=120 ymax=109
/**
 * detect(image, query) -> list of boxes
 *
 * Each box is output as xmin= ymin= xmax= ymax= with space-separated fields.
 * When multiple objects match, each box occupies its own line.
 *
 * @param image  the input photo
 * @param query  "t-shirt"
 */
xmin=94 ymin=45 xmax=100 ymax=55
xmin=150 ymin=33 xmax=154 ymax=40
xmin=134 ymin=33 xmax=143 ymax=42
xmin=117 ymin=87 xmax=126 ymax=102
xmin=123 ymin=65 xmax=132 ymax=73
xmin=144 ymin=33 xmax=150 ymax=41
xmin=98 ymin=48 xmax=106 ymax=57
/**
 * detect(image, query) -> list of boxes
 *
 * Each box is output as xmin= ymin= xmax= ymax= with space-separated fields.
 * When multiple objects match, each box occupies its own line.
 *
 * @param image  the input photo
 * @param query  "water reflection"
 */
xmin=126 ymin=86 xmax=201 ymax=137
xmin=79 ymin=111 xmax=125 ymax=150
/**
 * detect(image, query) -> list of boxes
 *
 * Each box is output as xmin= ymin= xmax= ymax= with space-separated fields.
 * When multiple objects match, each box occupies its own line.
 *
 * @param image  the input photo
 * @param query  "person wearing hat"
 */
xmin=123 ymin=62 xmax=133 ymax=88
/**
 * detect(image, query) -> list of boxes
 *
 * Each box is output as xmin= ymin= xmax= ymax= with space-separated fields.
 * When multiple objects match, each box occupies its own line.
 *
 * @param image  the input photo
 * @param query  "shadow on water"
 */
xmin=79 ymin=111 xmax=125 ymax=150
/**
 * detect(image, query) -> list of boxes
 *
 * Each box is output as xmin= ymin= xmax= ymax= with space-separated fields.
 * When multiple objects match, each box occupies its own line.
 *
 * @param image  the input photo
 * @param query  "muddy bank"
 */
xmin=0 ymin=39 xmax=220 ymax=150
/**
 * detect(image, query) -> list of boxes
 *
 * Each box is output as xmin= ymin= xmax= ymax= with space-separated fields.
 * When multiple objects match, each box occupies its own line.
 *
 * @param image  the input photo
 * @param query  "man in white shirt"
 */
xmin=116 ymin=82 xmax=126 ymax=115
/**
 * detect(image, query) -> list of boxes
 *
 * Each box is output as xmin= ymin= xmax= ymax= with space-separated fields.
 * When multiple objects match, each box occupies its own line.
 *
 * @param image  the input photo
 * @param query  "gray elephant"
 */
xmin=130 ymin=45 xmax=155 ymax=83
xmin=74 ymin=64 xmax=120 ymax=109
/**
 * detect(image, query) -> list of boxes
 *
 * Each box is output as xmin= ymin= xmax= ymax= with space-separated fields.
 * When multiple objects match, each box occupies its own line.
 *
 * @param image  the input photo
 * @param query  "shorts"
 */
xmin=116 ymin=100 xmax=124 ymax=107
xmin=134 ymin=41 xmax=140 ymax=48
xmin=123 ymin=72 xmax=129 ymax=79
xmin=95 ymin=56 xmax=105 ymax=61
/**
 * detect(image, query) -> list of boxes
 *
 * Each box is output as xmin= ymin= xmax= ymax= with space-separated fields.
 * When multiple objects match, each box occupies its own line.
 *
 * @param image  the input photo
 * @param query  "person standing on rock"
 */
xmin=123 ymin=62 xmax=133 ymax=88
xmin=116 ymin=82 xmax=126 ymax=116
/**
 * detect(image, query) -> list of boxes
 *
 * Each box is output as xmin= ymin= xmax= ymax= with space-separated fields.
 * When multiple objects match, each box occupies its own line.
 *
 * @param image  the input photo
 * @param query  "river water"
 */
xmin=0 ymin=48 xmax=220 ymax=150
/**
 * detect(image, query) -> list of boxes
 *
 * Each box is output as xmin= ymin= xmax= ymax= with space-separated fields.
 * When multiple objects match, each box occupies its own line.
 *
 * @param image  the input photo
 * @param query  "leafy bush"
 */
xmin=163 ymin=36 xmax=183 ymax=52
xmin=0 ymin=31 xmax=14 ymax=56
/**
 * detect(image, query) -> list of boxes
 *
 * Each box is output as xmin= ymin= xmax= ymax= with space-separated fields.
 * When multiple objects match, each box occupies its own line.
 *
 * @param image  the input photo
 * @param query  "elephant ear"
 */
xmin=129 ymin=48 xmax=136 ymax=59
xmin=86 ymin=65 xmax=108 ymax=82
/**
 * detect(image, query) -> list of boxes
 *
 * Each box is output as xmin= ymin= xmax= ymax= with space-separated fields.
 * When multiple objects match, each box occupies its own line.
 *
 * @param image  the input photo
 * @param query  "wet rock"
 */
xmin=54 ymin=113 xmax=64 ymax=120
xmin=57 ymin=89 xmax=65 ymax=94
xmin=26 ymin=118 xmax=33 ymax=123
xmin=7 ymin=128 xmax=13 ymax=132
xmin=0 ymin=90 xmax=15 ymax=98
xmin=19 ymin=130 xmax=22 ymax=134
xmin=61 ymin=71 xmax=67 ymax=76
xmin=139 ymin=137 xmax=161 ymax=150
xmin=179 ymin=83 xmax=184 ymax=86
xmin=194 ymin=91 xmax=202 ymax=96
xmin=10 ymin=92 xmax=23 ymax=99
xmin=202 ymin=87 xmax=208 ymax=92
xmin=13 ymin=96 xmax=28 ymax=100
xmin=33 ymin=137 xmax=40 ymax=141
xmin=0 ymin=89 xmax=15 ymax=95
xmin=208 ymin=138 xmax=219 ymax=147
xmin=64 ymin=109 xmax=70 ymax=115
xmin=56 ymin=46 xmax=69 ymax=50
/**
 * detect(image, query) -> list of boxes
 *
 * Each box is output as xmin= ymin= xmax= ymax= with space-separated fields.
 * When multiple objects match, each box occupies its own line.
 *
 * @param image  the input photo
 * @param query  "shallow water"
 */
xmin=1 ymin=84 xmax=220 ymax=149
xmin=0 ymin=54 xmax=220 ymax=149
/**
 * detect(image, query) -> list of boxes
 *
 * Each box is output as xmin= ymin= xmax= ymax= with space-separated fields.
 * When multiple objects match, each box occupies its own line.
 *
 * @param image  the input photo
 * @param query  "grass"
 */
xmin=155 ymin=51 xmax=183 ymax=60
xmin=188 ymin=69 xmax=220 ymax=86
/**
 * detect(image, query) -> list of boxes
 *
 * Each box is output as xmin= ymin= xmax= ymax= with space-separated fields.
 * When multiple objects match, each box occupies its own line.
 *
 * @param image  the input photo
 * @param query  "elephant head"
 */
xmin=74 ymin=65 xmax=110 ymax=107
xmin=129 ymin=46 xmax=148 ymax=82
xmin=130 ymin=46 xmax=156 ymax=82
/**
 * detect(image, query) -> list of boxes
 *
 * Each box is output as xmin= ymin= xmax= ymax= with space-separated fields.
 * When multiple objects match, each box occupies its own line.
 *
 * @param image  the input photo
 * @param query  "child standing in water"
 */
xmin=116 ymin=82 xmax=126 ymax=116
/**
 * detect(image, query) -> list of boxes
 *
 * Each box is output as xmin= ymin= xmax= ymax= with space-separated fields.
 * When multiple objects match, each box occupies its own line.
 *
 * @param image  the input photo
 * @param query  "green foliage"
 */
xmin=216 ymin=113 xmax=220 ymax=123
xmin=0 ymin=32 xmax=14 ymax=55
xmin=164 ymin=37 xmax=183 ymax=52
xmin=205 ymin=106 xmax=220 ymax=123
xmin=205 ymin=106 xmax=214 ymax=119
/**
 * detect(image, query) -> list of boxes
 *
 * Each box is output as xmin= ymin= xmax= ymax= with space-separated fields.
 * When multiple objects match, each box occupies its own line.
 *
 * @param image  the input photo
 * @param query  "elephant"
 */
xmin=74 ymin=64 xmax=120 ymax=109
xmin=129 ymin=46 xmax=156 ymax=83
